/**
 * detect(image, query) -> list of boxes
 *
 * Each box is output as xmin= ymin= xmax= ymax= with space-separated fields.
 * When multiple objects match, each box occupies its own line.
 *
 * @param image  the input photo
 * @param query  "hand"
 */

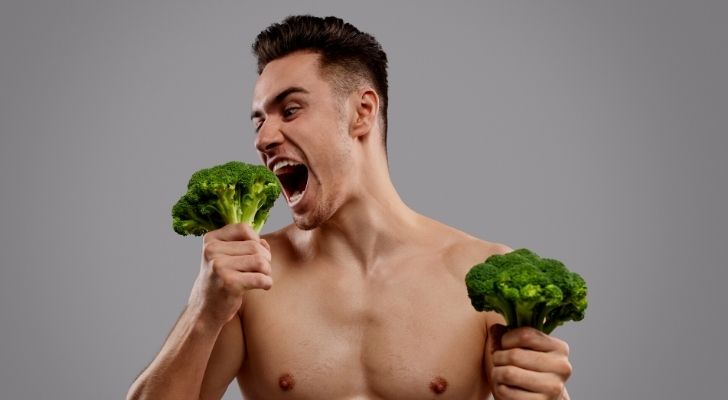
xmin=488 ymin=324 xmax=572 ymax=400
xmin=186 ymin=223 xmax=273 ymax=326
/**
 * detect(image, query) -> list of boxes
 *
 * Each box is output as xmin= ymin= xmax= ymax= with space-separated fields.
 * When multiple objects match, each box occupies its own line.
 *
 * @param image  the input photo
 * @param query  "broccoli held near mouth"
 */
xmin=465 ymin=248 xmax=588 ymax=334
xmin=171 ymin=161 xmax=282 ymax=236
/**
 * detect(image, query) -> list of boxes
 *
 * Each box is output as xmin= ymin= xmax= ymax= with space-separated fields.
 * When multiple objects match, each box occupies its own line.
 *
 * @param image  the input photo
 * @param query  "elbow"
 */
xmin=126 ymin=375 xmax=146 ymax=400
xmin=125 ymin=376 xmax=202 ymax=400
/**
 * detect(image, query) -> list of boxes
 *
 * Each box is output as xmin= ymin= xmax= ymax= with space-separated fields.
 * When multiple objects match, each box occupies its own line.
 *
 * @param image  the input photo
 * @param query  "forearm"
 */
xmin=127 ymin=306 xmax=224 ymax=400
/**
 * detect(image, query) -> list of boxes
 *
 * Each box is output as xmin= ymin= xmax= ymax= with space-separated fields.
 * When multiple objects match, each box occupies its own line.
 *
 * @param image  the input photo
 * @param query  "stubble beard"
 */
xmin=292 ymin=198 xmax=332 ymax=231
xmin=292 ymin=163 xmax=349 ymax=231
xmin=292 ymin=103 xmax=354 ymax=231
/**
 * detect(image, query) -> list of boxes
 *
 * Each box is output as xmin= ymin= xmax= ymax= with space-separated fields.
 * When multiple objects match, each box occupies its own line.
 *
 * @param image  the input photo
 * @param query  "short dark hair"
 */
xmin=252 ymin=15 xmax=389 ymax=148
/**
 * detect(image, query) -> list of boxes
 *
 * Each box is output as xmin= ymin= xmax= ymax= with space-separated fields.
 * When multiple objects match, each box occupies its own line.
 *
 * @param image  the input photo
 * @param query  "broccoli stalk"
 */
xmin=465 ymin=248 xmax=587 ymax=334
xmin=172 ymin=161 xmax=281 ymax=236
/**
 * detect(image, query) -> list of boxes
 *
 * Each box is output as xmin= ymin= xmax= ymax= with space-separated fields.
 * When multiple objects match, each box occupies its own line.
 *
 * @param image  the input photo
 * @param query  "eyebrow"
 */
xmin=250 ymin=86 xmax=309 ymax=120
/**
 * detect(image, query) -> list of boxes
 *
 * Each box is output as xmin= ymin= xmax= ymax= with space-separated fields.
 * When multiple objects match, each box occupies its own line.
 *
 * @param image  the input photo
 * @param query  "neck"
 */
xmin=310 ymin=142 xmax=420 ymax=271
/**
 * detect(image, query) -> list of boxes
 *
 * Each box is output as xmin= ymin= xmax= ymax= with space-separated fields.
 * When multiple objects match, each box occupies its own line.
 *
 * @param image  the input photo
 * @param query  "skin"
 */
xmin=127 ymin=51 xmax=572 ymax=400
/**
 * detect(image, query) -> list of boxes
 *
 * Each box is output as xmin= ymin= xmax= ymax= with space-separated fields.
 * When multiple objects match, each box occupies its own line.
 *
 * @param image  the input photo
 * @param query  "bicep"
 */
xmin=199 ymin=313 xmax=245 ymax=400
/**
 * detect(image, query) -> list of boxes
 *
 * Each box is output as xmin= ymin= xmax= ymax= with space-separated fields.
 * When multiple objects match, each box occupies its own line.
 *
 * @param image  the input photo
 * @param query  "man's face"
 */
xmin=251 ymin=51 xmax=355 ymax=230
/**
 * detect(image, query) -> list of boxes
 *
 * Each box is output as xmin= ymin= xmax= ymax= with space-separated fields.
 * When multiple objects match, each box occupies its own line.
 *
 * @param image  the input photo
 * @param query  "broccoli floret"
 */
xmin=465 ymin=248 xmax=587 ymax=334
xmin=171 ymin=161 xmax=281 ymax=236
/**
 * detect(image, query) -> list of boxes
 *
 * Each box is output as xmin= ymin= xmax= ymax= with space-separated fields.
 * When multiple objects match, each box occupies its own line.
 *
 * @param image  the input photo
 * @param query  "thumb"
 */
xmin=260 ymin=238 xmax=271 ymax=252
xmin=487 ymin=323 xmax=507 ymax=355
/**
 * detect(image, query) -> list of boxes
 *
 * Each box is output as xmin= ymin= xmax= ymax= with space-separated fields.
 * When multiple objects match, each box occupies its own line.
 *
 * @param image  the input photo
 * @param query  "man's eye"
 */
xmin=254 ymin=121 xmax=263 ymax=133
xmin=283 ymin=107 xmax=300 ymax=117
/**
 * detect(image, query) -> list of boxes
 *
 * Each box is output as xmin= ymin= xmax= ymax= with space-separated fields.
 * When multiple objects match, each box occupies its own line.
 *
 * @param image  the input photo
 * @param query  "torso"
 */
xmin=236 ymin=221 xmax=505 ymax=399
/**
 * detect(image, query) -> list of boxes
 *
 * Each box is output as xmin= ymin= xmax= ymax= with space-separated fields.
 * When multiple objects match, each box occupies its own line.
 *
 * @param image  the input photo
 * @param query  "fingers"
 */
xmin=209 ymin=253 xmax=272 ymax=275
xmin=488 ymin=326 xmax=572 ymax=399
xmin=495 ymin=327 xmax=572 ymax=381
xmin=207 ymin=255 xmax=273 ymax=292
xmin=492 ymin=365 xmax=565 ymax=399
xmin=493 ymin=367 xmax=564 ymax=400
xmin=204 ymin=222 xmax=260 ymax=242
xmin=493 ymin=348 xmax=572 ymax=376
xmin=222 ymin=270 xmax=273 ymax=291
xmin=501 ymin=327 xmax=570 ymax=355
xmin=203 ymin=239 xmax=271 ymax=261
xmin=199 ymin=224 xmax=274 ymax=294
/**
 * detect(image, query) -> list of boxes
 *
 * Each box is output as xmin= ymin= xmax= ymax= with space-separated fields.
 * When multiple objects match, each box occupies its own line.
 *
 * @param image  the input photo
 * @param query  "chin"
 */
xmin=291 ymin=201 xmax=337 ymax=231
xmin=293 ymin=218 xmax=318 ymax=231
xmin=292 ymin=212 xmax=323 ymax=231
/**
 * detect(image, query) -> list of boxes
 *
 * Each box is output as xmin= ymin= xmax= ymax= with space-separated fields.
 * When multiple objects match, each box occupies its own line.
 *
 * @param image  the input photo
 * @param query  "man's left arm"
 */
xmin=484 ymin=320 xmax=572 ymax=400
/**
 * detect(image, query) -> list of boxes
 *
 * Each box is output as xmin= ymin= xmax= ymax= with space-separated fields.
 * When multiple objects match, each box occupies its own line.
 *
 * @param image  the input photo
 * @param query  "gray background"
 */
xmin=1 ymin=0 xmax=726 ymax=399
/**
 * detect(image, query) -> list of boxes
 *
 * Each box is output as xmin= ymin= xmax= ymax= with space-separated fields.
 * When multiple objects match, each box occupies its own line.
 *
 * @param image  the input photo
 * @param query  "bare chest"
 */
xmin=237 ymin=261 xmax=489 ymax=400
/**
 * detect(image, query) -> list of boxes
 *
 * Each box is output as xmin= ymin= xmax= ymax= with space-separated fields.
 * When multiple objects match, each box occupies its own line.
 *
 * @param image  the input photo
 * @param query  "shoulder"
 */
xmin=428 ymin=222 xmax=512 ymax=325
xmin=425 ymin=219 xmax=513 ymax=278
xmin=260 ymin=225 xmax=291 ymax=248
xmin=260 ymin=223 xmax=313 ymax=264
xmin=260 ymin=224 xmax=296 ymax=255
xmin=446 ymin=235 xmax=512 ymax=265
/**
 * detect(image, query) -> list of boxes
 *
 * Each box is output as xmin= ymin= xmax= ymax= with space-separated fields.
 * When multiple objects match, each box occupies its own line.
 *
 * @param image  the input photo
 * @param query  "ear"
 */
xmin=349 ymin=88 xmax=379 ymax=139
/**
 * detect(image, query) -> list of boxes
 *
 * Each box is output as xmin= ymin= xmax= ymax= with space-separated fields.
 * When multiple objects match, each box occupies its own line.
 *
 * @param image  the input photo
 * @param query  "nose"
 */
xmin=254 ymin=119 xmax=284 ymax=154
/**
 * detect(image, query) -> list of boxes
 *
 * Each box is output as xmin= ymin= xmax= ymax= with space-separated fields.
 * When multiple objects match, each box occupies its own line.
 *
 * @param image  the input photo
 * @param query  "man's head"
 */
xmin=252 ymin=15 xmax=389 ymax=148
xmin=250 ymin=16 xmax=390 ymax=230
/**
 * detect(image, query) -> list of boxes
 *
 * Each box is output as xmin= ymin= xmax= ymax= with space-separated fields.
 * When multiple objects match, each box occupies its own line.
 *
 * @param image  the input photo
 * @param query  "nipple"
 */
xmin=278 ymin=373 xmax=295 ymax=391
xmin=429 ymin=376 xmax=448 ymax=394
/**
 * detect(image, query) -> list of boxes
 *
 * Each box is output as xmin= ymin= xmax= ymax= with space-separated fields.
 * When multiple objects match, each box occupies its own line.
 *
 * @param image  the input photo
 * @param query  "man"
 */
xmin=128 ymin=15 xmax=572 ymax=400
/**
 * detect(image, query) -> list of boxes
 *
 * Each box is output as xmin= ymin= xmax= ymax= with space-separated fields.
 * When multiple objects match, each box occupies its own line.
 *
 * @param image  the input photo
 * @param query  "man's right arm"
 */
xmin=126 ymin=307 xmax=242 ymax=400
xmin=127 ymin=223 xmax=272 ymax=400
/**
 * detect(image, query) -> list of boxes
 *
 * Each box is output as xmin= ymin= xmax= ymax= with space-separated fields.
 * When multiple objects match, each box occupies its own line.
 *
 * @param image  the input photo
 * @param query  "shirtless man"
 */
xmin=127 ymin=15 xmax=572 ymax=400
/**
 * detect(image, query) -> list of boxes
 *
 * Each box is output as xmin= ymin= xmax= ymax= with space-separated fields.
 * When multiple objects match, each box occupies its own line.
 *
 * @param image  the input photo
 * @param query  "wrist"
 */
xmin=183 ymin=304 xmax=227 ymax=334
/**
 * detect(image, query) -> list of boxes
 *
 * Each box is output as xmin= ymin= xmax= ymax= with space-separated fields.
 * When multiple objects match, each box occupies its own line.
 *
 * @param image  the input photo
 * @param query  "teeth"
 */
xmin=289 ymin=191 xmax=303 ymax=204
xmin=272 ymin=159 xmax=302 ymax=173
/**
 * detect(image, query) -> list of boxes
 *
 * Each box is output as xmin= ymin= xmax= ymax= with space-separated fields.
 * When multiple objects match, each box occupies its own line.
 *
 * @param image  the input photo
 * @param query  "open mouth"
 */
xmin=273 ymin=160 xmax=309 ymax=205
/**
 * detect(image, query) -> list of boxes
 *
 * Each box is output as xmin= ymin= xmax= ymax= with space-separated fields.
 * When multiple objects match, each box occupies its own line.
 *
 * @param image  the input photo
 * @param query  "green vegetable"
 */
xmin=465 ymin=248 xmax=587 ymax=334
xmin=172 ymin=161 xmax=281 ymax=236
